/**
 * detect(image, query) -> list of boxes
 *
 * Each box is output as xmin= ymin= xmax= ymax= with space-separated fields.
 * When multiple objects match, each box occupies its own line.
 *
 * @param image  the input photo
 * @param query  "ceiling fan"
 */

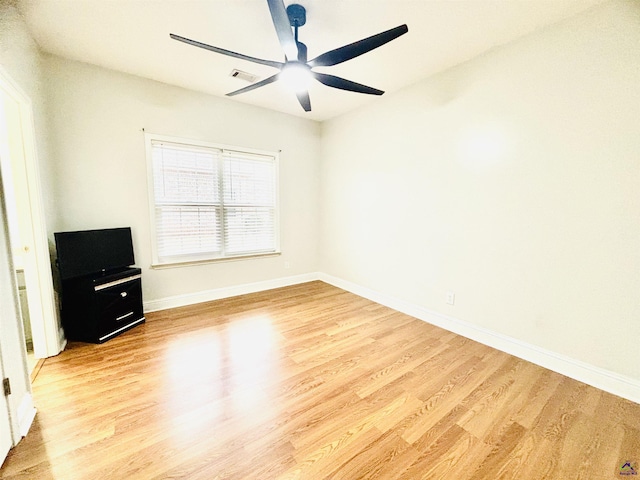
xmin=170 ymin=0 xmax=408 ymax=112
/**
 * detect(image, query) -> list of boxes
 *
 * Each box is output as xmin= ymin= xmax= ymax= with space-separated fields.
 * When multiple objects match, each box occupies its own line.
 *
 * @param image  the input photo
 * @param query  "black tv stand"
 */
xmin=60 ymin=267 xmax=145 ymax=343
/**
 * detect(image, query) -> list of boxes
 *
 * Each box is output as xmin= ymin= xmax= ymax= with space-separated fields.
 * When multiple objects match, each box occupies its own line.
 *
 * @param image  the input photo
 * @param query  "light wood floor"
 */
xmin=2 ymin=281 xmax=639 ymax=479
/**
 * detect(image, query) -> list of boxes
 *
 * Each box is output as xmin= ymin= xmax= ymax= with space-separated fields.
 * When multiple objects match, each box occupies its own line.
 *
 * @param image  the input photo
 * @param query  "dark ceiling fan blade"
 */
xmin=308 ymin=24 xmax=408 ymax=68
xmin=170 ymin=33 xmax=284 ymax=69
xmin=226 ymin=73 xmax=280 ymax=97
xmin=296 ymin=90 xmax=311 ymax=112
xmin=312 ymin=72 xmax=384 ymax=96
xmin=266 ymin=0 xmax=299 ymax=61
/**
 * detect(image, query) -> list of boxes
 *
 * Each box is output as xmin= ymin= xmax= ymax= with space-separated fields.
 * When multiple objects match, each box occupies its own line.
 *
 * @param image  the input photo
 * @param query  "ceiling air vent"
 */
xmin=230 ymin=69 xmax=259 ymax=83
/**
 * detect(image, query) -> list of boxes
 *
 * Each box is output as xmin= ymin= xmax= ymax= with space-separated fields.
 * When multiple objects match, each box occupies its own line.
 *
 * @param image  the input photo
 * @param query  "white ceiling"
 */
xmin=18 ymin=0 xmax=606 ymax=121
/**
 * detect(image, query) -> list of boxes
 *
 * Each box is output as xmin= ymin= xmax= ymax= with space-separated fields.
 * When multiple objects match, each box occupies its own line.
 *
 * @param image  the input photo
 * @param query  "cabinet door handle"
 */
xmin=116 ymin=311 xmax=134 ymax=322
xmin=120 ymin=292 xmax=128 ymax=298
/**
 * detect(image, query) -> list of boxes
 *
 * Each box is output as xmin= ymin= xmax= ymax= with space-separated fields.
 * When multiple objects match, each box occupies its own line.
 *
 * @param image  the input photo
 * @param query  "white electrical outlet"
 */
xmin=446 ymin=291 xmax=455 ymax=305
xmin=284 ymin=261 xmax=291 ymax=269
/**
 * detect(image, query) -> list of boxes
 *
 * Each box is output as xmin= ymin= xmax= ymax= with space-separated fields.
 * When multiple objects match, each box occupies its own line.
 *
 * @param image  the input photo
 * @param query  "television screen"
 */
xmin=55 ymin=227 xmax=135 ymax=280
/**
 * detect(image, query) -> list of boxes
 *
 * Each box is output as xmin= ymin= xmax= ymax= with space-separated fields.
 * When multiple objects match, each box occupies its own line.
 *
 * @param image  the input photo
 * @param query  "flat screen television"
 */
xmin=54 ymin=227 xmax=135 ymax=280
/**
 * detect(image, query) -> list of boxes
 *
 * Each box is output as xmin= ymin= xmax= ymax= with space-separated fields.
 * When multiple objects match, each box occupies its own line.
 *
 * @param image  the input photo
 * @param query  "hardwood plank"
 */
xmin=401 ymin=424 xmax=481 ymax=480
xmin=2 ymin=281 xmax=639 ymax=479
xmin=325 ymin=430 xmax=417 ymax=480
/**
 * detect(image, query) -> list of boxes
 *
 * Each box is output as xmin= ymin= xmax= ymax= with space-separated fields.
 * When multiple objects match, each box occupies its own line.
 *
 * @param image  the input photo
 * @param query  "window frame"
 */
xmin=144 ymin=132 xmax=280 ymax=267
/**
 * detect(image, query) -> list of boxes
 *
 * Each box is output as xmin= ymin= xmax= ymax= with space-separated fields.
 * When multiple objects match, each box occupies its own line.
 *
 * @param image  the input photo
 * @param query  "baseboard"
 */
xmin=17 ymin=393 xmax=36 ymax=439
xmin=143 ymin=272 xmax=321 ymax=312
xmin=319 ymin=273 xmax=640 ymax=405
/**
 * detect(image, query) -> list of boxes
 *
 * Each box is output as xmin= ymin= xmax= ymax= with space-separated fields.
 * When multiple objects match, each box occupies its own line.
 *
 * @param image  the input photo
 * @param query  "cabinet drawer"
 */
xmin=95 ymin=278 xmax=143 ymax=337
xmin=60 ymin=267 xmax=144 ymax=343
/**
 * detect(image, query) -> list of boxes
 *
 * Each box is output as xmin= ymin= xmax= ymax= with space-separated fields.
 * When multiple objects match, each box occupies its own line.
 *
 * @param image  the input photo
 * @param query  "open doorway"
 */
xmin=0 ymin=66 xmax=62 ymax=368
xmin=0 ymin=114 xmax=36 ymax=376
xmin=0 ymin=85 xmax=34 ymax=375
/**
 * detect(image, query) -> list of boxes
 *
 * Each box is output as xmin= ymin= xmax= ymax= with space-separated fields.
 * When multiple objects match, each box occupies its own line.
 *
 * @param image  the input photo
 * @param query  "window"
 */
xmin=145 ymin=134 xmax=279 ymax=265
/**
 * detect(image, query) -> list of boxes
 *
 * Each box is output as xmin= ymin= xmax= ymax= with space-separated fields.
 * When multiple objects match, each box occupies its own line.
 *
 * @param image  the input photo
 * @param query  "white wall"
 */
xmin=320 ymin=0 xmax=640 ymax=382
xmin=0 ymin=2 xmax=56 ymax=233
xmin=44 ymin=55 xmax=321 ymax=305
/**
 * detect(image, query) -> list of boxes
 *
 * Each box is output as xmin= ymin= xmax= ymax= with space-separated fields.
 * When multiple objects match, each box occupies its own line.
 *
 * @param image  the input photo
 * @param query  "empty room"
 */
xmin=0 ymin=0 xmax=639 ymax=478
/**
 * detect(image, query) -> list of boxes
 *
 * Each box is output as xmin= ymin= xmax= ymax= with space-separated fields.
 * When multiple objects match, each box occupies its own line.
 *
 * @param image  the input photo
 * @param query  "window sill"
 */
xmin=150 ymin=251 xmax=281 ymax=270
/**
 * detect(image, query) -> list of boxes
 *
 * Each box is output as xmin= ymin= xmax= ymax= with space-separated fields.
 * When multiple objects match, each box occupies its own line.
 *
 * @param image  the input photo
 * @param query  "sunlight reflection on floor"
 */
xmin=163 ymin=314 xmax=282 ymax=444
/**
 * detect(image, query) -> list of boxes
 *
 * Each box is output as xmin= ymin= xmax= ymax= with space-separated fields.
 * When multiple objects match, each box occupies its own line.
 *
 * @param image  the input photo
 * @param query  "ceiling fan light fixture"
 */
xmin=279 ymin=62 xmax=312 ymax=93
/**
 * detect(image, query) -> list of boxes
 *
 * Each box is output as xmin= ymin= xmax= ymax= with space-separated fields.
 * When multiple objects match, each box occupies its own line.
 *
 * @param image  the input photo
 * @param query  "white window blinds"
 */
xmin=149 ymin=138 xmax=278 ymax=264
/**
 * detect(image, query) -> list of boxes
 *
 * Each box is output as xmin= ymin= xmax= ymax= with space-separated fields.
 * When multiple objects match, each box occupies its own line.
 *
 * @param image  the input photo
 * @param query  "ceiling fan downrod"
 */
xmin=286 ymin=4 xmax=307 ymax=61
